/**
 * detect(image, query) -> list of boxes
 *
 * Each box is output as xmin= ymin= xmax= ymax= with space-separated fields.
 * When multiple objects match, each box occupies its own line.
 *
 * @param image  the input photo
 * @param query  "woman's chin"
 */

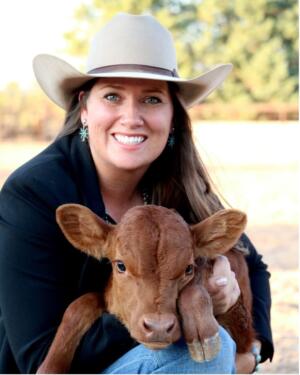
xmin=110 ymin=160 xmax=150 ymax=174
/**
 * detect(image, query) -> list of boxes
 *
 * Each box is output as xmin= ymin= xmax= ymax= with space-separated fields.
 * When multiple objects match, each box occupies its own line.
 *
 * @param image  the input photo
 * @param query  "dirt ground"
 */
xmin=0 ymin=122 xmax=299 ymax=373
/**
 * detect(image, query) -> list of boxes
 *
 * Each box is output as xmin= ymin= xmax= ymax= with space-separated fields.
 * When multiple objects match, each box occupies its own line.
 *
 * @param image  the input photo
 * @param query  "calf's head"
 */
xmin=56 ymin=204 xmax=246 ymax=349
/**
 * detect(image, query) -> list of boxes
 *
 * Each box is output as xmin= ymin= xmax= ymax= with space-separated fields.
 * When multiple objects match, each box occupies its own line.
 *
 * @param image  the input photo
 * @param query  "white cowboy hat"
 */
xmin=33 ymin=13 xmax=232 ymax=110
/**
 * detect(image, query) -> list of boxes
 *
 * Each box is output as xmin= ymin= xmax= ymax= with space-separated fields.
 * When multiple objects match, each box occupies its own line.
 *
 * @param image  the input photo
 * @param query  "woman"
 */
xmin=0 ymin=13 xmax=273 ymax=373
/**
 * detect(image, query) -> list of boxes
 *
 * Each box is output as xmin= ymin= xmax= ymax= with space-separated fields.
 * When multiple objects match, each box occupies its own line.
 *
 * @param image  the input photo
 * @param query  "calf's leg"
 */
xmin=37 ymin=292 xmax=104 ymax=374
xmin=220 ymin=251 xmax=256 ymax=353
xmin=179 ymin=254 xmax=255 ymax=362
xmin=178 ymin=281 xmax=220 ymax=362
xmin=217 ymin=294 xmax=255 ymax=353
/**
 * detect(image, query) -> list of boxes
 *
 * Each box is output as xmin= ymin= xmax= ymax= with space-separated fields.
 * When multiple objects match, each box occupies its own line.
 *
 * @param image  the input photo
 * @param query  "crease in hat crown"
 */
xmin=33 ymin=12 xmax=233 ymax=110
xmin=86 ymin=13 xmax=178 ymax=74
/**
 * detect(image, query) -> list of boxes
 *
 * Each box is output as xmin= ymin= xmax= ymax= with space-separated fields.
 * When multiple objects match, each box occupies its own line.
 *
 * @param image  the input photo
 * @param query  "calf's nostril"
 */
xmin=166 ymin=320 xmax=175 ymax=333
xmin=143 ymin=319 xmax=151 ymax=332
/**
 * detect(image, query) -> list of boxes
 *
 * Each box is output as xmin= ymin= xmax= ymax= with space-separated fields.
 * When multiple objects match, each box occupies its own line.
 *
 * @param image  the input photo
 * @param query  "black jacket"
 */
xmin=0 ymin=133 xmax=273 ymax=373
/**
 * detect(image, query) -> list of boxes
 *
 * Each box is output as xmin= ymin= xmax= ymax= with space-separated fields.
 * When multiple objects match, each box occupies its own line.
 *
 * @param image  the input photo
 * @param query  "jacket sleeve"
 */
xmin=0 ymin=170 xmax=134 ymax=373
xmin=242 ymin=233 xmax=274 ymax=362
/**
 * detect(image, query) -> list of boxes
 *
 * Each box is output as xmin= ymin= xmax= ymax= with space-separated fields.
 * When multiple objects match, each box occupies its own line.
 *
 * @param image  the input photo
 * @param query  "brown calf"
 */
xmin=37 ymin=204 xmax=255 ymax=373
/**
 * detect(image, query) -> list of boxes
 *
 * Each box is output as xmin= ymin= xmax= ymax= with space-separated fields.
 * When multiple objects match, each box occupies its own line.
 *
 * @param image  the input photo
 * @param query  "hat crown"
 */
xmin=86 ymin=13 xmax=178 ymax=73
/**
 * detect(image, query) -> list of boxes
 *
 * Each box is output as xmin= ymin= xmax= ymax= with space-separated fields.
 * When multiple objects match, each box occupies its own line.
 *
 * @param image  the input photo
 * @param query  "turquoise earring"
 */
xmin=79 ymin=119 xmax=89 ymax=142
xmin=167 ymin=128 xmax=175 ymax=148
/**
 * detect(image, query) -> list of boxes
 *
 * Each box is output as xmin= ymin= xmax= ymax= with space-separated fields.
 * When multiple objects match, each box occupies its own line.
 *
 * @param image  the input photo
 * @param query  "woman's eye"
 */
xmin=104 ymin=93 xmax=119 ymax=102
xmin=185 ymin=264 xmax=194 ymax=276
xmin=144 ymin=96 xmax=161 ymax=104
xmin=115 ymin=260 xmax=126 ymax=273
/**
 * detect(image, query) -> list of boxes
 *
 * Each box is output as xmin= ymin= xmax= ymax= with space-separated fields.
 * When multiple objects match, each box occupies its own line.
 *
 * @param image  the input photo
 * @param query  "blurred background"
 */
xmin=0 ymin=0 xmax=298 ymax=373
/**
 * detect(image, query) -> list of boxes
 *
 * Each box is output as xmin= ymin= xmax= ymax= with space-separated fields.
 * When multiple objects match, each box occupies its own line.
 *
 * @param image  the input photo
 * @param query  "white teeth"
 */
xmin=114 ymin=134 xmax=145 ymax=145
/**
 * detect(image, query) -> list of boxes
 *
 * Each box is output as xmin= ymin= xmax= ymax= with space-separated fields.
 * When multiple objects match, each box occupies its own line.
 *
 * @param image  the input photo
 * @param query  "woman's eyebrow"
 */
xmin=143 ymin=87 xmax=168 ymax=94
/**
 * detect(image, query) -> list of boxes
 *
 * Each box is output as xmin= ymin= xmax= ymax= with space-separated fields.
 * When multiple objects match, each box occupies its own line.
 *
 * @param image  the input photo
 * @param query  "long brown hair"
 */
xmin=142 ymin=84 xmax=224 ymax=224
xmin=58 ymin=80 xmax=224 ymax=224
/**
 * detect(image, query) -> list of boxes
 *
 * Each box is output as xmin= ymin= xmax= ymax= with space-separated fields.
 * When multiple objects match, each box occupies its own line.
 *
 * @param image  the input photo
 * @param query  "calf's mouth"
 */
xmin=141 ymin=341 xmax=172 ymax=350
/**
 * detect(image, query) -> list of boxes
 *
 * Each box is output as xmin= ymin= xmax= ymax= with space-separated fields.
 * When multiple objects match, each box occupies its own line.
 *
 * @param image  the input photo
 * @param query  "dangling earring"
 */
xmin=79 ymin=119 xmax=89 ymax=142
xmin=167 ymin=128 xmax=175 ymax=148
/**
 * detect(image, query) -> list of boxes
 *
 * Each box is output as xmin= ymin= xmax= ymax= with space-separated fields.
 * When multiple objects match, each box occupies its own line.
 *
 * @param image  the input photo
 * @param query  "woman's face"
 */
xmin=80 ymin=78 xmax=173 ymax=176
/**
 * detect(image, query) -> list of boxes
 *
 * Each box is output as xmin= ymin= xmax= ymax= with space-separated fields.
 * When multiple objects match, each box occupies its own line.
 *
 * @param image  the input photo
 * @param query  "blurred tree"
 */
xmin=195 ymin=0 xmax=298 ymax=103
xmin=0 ymin=83 xmax=63 ymax=139
xmin=0 ymin=83 xmax=24 ymax=137
xmin=64 ymin=0 xmax=298 ymax=104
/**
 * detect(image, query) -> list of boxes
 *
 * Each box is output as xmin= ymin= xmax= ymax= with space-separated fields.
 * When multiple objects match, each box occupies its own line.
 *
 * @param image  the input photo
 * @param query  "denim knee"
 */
xmin=103 ymin=326 xmax=236 ymax=374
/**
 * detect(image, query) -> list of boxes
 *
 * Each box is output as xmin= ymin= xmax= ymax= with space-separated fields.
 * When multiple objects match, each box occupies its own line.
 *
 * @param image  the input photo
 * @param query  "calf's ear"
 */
xmin=191 ymin=209 xmax=247 ymax=259
xmin=56 ymin=204 xmax=114 ymax=259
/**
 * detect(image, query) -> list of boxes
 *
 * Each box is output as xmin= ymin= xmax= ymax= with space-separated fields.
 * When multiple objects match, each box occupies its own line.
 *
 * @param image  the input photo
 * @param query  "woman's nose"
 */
xmin=120 ymin=101 xmax=144 ymax=128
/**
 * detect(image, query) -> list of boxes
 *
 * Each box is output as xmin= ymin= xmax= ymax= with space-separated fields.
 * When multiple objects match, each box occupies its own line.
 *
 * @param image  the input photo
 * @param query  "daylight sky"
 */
xmin=0 ymin=0 xmax=84 ymax=89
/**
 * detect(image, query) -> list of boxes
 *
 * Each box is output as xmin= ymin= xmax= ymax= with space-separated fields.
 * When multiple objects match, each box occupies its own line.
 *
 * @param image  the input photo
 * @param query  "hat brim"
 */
xmin=33 ymin=54 xmax=232 ymax=110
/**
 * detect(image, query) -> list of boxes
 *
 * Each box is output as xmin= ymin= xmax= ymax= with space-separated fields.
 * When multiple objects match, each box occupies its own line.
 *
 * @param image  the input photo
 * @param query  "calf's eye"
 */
xmin=115 ymin=260 xmax=126 ymax=273
xmin=185 ymin=264 xmax=194 ymax=276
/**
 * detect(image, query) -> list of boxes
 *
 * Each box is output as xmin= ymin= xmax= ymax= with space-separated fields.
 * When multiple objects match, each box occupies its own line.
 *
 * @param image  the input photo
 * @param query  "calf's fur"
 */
xmin=37 ymin=204 xmax=255 ymax=373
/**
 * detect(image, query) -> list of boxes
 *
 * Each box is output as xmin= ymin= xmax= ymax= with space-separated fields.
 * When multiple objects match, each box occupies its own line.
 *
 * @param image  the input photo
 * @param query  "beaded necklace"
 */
xmin=104 ymin=189 xmax=150 ymax=224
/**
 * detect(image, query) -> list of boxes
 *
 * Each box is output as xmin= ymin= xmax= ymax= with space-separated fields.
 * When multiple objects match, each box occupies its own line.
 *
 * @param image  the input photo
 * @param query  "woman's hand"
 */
xmin=236 ymin=341 xmax=262 ymax=373
xmin=235 ymin=352 xmax=256 ymax=374
xmin=207 ymin=255 xmax=240 ymax=315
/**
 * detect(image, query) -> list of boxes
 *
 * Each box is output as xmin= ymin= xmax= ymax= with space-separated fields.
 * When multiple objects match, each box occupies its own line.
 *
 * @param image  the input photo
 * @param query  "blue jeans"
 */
xmin=103 ymin=326 xmax=236 ymax=374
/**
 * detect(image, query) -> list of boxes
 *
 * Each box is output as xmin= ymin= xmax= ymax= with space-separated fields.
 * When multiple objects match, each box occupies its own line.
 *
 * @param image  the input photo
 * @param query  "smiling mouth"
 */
xmin=113 ymin=134 xmax=146 ymax=145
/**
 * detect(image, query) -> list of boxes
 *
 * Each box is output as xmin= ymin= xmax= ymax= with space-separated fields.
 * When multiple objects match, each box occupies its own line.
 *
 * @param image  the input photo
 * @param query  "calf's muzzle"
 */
xmin=138 ymin=313 xmax=180 ymax=347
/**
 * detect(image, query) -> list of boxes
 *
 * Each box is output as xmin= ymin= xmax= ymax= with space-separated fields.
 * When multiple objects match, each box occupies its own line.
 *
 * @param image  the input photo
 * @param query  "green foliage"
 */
xmin=64 ymin=0 xmax=298 ymax=104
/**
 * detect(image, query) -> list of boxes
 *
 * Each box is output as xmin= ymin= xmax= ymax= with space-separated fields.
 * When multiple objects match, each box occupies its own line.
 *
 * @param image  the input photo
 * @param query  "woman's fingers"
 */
xmin=207 ymin=255 xmax=240 ymax=315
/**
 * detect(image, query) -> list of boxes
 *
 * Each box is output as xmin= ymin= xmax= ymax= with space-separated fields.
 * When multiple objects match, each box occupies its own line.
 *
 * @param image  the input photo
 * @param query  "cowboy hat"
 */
xmin=33 ymin=13 xmax=232 ymax=110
